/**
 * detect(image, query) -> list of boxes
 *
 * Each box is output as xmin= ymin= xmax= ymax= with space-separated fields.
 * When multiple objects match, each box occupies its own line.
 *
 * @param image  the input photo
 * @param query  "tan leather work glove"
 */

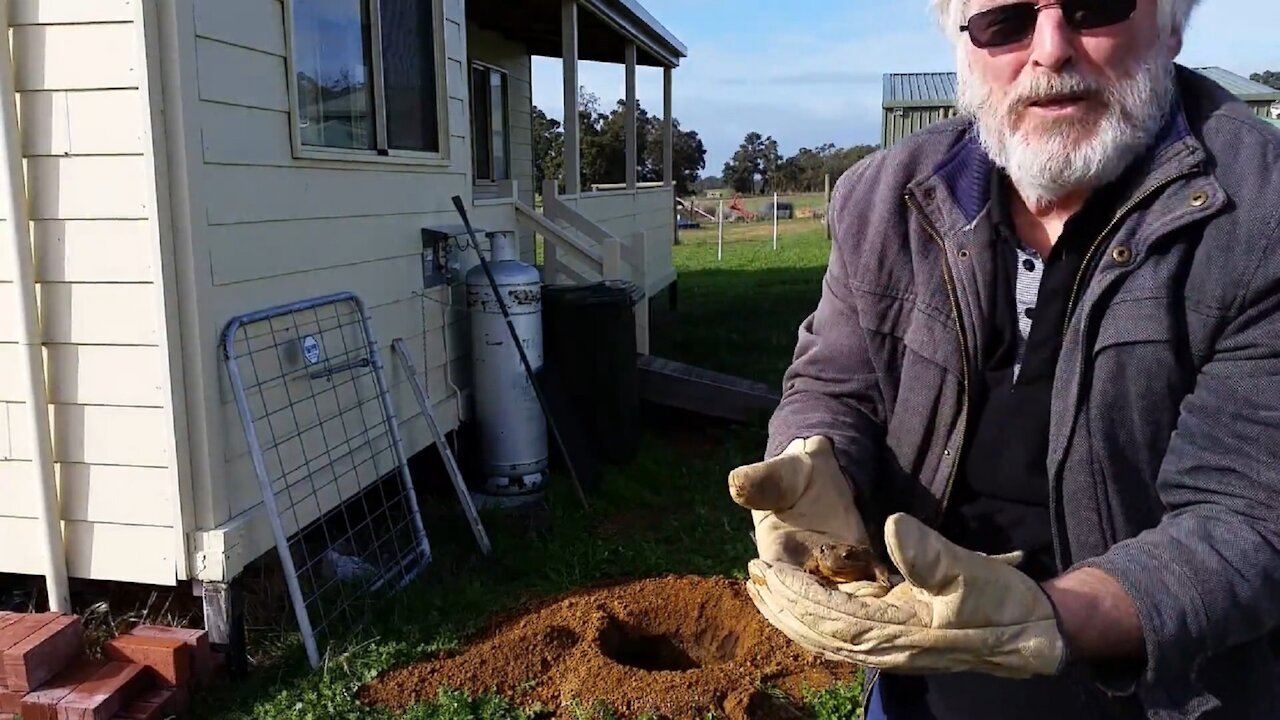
xmin=744 ymin=512 xmax=1068 ymax=679
xmin=728 ymin=436 xmax=873 ymax=566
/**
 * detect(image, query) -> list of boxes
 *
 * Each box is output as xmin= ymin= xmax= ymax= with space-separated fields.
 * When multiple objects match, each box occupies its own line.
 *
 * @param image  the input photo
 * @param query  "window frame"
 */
xmin=469 ymin=60 xmax=511 ymax=185
xmin=283 ymin=0 xmax=451 ymax=167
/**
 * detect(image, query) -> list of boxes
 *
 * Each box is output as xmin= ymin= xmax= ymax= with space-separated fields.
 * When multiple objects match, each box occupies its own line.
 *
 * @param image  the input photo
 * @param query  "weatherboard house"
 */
xmin=0 ymin=0 xmax=686 ymax=622
xmin=881 ymin=66 xmax=1280 ymax=148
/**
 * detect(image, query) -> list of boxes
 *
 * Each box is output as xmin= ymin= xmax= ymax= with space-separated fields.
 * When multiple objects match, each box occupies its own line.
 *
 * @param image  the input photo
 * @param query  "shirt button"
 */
xmin=1022 ymin=258 xmax=1036 ymax=272
xmin=1025 ymin=307 xmax=1036 ymax=319
xmin=1190 ymin=191 xmax=1209 ymax=207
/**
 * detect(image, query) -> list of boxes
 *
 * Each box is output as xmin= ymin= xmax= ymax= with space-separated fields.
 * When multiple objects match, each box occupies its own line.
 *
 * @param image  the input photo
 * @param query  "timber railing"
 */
xmin=512 ymin=180 xmax=651 ymax=353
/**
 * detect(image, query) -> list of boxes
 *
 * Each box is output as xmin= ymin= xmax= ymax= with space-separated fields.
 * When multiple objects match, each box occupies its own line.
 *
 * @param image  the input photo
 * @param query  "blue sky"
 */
xmin=531 ymin=0 xmax=1280 ymax=174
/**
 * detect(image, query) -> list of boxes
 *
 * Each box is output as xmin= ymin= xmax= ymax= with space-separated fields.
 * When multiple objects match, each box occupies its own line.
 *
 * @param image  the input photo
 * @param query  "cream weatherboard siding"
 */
xmin=467 ymin=25 xmax=536 ymax=260
xmin=178 ymin=0 xmax=526 ymax=581
xmin=0 ymin=0 xmax=186 ymax=585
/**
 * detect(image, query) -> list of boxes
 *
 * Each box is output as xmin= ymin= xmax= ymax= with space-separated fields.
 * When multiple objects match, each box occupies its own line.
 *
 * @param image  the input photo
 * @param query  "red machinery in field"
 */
xmin=727 ymin=195 xmax=756 ymax=222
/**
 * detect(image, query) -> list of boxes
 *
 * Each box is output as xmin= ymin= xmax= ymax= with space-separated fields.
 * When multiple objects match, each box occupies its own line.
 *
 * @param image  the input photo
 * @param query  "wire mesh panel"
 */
xmin=220 ymin=292 xmax=431 ymax=668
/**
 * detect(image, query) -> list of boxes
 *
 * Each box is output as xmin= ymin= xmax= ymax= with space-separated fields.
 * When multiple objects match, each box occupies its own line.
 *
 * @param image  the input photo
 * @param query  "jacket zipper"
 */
xmin=1060 ymin=169 xmax=1199 ymax=341
xmin=1049 ymin=167 xmax=1200 ymax=573
xmin=904 ymin=192 xmax=971 ymax=525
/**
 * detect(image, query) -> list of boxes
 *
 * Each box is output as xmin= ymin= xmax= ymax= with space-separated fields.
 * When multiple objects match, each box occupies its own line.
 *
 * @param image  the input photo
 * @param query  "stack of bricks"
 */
xmin=0 ymin=611 xmax=224 ymax=719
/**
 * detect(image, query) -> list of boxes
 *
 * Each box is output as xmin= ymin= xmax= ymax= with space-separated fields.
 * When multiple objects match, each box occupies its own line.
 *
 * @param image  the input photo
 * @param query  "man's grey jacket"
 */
xmin=765 ymin=65 xmax=1280 ymax=719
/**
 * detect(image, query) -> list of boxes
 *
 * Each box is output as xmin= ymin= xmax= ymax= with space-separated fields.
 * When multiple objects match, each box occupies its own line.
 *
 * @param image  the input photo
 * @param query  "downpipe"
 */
xmin=0 ymin=7 xmax=71 ymax=612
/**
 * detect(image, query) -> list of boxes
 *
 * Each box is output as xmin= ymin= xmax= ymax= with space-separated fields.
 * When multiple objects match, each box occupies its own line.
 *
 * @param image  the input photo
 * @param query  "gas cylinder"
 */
xmin=465 ymin=231 xmax=547 ymax=506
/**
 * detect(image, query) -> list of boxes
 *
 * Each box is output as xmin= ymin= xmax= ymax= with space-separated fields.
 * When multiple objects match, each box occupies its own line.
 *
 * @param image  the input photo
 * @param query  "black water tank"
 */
xmin=542 ymin=280 xmax=644 ymax=465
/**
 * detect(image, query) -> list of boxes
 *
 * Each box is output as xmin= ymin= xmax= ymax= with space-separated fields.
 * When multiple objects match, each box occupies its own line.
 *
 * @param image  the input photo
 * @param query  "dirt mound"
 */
xmin=359 ymin=575 xmax=861 ymax=719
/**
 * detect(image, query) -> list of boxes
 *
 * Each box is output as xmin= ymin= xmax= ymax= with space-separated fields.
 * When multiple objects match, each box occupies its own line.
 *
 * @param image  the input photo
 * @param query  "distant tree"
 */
xmin=760 ymin=136 xmax=781 ymax=194
xmin=642 ymin=116 xmax=706 ymax=195
xmin=1251 ymin=70 xmax=1280 ymax=90
xmin=532 ymin=90 xmax=707 ymax=196
xmin=532 ymin=106 xmax=563 ymax=192
xmin=773 ymin=143 xmax=879 ymax=194
xmin=722 ymin=132 xmax=766 ymax=194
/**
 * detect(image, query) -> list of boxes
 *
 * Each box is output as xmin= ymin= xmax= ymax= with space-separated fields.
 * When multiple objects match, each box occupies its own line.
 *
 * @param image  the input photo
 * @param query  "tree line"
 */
xmin=1251 ymin=70 xmax=1280 ymax=90
xmin=716 ymin=132 xmax=879 ymax=195
xmin=533 ymin=90 xmax=708 ymax=196
xmin=531 ymin=94 xmax=883 ymax=199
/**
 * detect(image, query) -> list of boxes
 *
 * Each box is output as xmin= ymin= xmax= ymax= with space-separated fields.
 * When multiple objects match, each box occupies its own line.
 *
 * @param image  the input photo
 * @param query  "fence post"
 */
xmin=773 ymin=192 xmax=779 ymax=251
xmin=632 ymin=233 xmax=650 ymax=355
xmin=602 ymin=237 xmax=622 ymax=280
xmin=824 ymin=174 xmax=833 ymax=241
xmin=544 ymin=238 xmax=560 ymax=284
xmin=717 ymin=199 xmax=724 ymax=262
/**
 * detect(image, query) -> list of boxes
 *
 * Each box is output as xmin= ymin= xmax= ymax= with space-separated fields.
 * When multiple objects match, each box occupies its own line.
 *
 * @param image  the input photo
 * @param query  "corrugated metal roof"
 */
xmin=1190 ymin=67 xmax=1280 ymax=101
xmin=883 ymin=67 xmax=1280 ymax=108
xmin=883 ymin=72 xmax=958 ymax=108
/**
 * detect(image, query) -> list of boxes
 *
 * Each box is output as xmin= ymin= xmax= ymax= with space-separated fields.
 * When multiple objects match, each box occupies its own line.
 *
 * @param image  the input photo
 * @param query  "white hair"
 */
xmin=930 ymin=0 xmax=1203 ymax=41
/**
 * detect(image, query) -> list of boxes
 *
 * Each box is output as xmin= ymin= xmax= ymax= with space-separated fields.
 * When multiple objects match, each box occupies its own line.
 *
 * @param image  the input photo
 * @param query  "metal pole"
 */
xmin=0 ymin=3 xmax=70 ymax=613
xmin=773 ymin=192 xmax=779 ymax=251
xmin=391 ymin=339 xmax=490 ymax=554
xmin=718 ymin=199 xmax=724 ymax=262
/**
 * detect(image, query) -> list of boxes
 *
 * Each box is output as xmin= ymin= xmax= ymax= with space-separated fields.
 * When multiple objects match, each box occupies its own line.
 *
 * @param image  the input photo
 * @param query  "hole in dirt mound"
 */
xmin=599 ymin=613 xmax=742 ymax=672
xmin=600 ymin=621 xmax=701 ymax=671
xmin=359 ymin=575 xmax=860 ymax=720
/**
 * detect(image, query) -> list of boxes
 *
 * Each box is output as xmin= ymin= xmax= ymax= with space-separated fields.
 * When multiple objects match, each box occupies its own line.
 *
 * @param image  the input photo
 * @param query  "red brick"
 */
xmin=54 ymin=661 xmax=148 ymax=720
xmin=19 ymin=660 xmax=108 ymax=720
xmin=128 ymin=625 xmax=210 ymax=686
xmin=103 ymin=635 xmax=190 ymax=688
xmin=0 ymin=681 xmax=21 ymax=715
xmin=0 ymin=612 xmax=21 ymax=633
xmin=3 ymin=614 xmax=84 ymax=692
xmin=110 ymin=698 xmax=163 ymax=720
xmin=0 ymin=613 xmax=59 ymax=655
xmin=136 ymin=686 xmax=185 ymax=716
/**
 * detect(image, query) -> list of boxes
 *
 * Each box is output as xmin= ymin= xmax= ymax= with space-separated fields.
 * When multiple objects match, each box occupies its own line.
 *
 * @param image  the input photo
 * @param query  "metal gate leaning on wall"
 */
xmin=220 ymin=292 xmax=432 ymax=668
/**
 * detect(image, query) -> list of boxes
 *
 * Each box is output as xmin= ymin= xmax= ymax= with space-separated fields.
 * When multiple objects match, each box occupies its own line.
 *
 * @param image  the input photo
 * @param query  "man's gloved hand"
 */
xmin=744 ymin=512 xmax=1068 ymax=679
xmin=727 ymin=436 xmax=873 ymax=567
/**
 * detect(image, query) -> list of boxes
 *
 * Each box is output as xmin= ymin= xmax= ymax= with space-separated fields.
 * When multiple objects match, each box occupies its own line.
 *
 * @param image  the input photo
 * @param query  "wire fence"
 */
xmin=220 ymin=292 xmax=431 ymax=668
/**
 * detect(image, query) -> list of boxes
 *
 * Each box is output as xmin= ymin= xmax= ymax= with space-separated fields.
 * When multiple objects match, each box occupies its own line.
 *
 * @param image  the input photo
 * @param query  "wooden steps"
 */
xmin=0 ymin=612 xmax=224 ymax=719
xmin=636 ymin=355 xmax=781 ymax=423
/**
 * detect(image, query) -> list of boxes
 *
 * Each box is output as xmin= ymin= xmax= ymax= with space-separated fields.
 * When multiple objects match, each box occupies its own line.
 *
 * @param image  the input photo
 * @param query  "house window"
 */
xmin=290 ymin=0 xmax=445 ymax=157
xmin=471 ymin=63 xmax=509 ymax=182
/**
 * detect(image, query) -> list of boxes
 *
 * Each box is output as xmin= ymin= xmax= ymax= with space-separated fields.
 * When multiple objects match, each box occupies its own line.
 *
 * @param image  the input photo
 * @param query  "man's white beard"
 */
xmin=955 ymin=55 xmax=1176 ymax=211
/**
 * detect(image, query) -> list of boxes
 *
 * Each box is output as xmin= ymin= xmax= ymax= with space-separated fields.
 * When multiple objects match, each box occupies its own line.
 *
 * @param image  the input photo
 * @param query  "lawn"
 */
xmin=189 ymin=222 xmax=847 ymax=720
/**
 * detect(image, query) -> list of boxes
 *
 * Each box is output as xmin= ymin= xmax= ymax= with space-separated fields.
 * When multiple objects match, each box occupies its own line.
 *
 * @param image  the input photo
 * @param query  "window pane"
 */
xmin=381 ymin=0 xmax=440 ymax=152
xmin=471 ymin=65 xmax=492 ymax=180
xmin=490 ymin=70 xmax=508 ymax=181
xmin=293 ymin=0 xmax=375 ymax=150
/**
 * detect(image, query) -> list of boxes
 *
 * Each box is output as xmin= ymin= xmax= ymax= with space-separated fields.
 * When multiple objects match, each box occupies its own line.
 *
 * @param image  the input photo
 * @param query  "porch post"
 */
xmin=663 ymin=66 xmax=673 ymax=188
xmin=561 ymin=0 xmax=580 ymax=195
xmin=625 ymin=41 xmax=637 ymax=191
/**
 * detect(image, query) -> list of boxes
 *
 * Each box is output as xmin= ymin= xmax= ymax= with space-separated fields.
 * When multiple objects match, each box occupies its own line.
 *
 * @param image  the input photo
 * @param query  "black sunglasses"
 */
xmin=960 ymin=0 xmax=1138 ymax=49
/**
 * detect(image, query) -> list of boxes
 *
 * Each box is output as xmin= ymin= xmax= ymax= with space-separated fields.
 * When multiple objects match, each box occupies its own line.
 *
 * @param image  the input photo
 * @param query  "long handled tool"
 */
xmin=450 ymin=195 xmax=590 ymax=510
xmin=391 ymin=338 xmax=492 ymax=554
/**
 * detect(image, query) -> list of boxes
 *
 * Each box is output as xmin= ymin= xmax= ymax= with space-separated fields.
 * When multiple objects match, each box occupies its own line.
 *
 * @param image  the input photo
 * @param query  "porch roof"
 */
xmin=466 ymin=0 xmax=687 ymax=68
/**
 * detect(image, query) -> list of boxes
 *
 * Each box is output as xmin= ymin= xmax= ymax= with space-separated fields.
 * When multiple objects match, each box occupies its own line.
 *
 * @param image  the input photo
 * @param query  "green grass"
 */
xmin=191 ymin=224 xmax=859 ymax=720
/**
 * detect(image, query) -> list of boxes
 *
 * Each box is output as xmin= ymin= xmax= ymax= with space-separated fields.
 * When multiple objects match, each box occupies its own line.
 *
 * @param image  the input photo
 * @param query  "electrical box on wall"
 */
xmin=421 ymin=225 xmax=486 ymax=289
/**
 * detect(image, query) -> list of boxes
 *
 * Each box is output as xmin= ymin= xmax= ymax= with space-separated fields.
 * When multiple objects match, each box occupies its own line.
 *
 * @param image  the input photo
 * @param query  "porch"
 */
xmin=466 ymin=0 xmax=686 ymax=353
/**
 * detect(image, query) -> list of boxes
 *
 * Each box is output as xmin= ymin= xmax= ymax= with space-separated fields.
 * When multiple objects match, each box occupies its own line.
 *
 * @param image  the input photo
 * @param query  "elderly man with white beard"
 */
xmin=727 ymin=0 xmax=1280 ymax=718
